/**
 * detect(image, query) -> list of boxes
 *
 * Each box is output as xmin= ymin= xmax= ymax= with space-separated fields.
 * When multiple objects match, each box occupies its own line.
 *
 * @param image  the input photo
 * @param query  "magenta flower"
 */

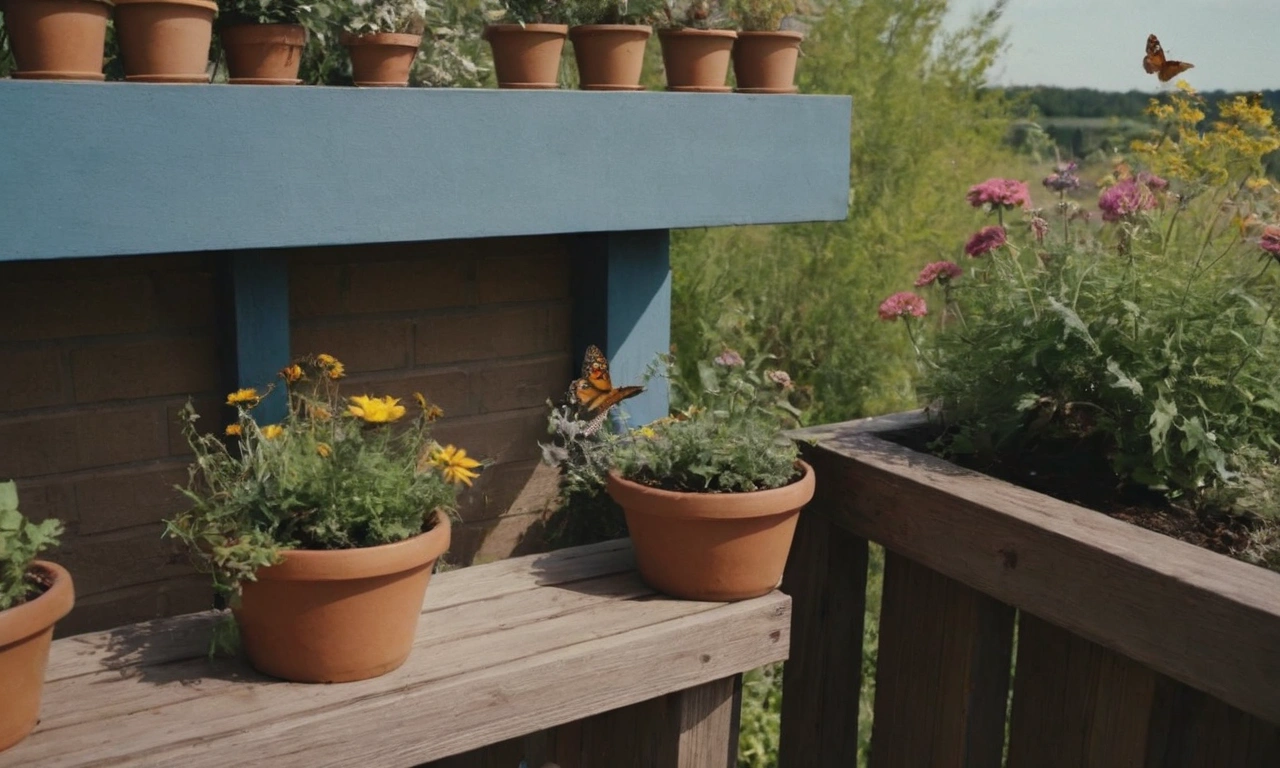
xmin=1030 ymin=215 xmax=1050 ymax=243
xmin=965 ymin=225 xmax=1007 ymax=257
xmin=1098 ymin=179 xmax=1157 ymax=222
xmin=967 ymin=178 xmax=1031 ymax=210
xmin=878 ymin=292 xmax=928 ymax=321
xmin=1261 ymin=226 xmax=1280 ymax=256
xmin=1042 ymin=162 xmax=1080 ymax=193
xmin=765 ymin=369 xmax=794 ymax=389
xmin=714 ymin=349 xmax=744 ymax=367
xmin=914 ymin=261 xmax=963 ymax=287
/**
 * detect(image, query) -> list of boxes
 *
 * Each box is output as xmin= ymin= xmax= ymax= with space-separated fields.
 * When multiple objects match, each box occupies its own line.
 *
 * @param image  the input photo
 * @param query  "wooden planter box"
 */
xmin=781 ymin=411 xmax=1280 ymax=766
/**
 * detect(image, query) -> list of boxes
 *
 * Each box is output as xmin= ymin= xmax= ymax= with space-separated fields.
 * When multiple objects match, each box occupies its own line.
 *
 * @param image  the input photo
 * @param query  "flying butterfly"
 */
xmin=570 ymin=345 xmax=644 ymax=415
xmin=1143 ymin=34 xmax=1194 ymax=82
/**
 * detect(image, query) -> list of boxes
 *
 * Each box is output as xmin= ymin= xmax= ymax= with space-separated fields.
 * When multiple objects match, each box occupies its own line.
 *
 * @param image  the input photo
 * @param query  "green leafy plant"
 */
xmin=726 ymin=0 xmax=794 ymax=32
xmin=489 ymin=0 xmax=568 ymax=25
xmin=659 ymin=0 xmax=730 ymax=29
xmin=566 ymin=0 xmax=662 ymax=25
xmin=165 ymin=353 xmax=479 ymax=598
xmin=336 ymin=0 xmax=430 ymax=34
xmin=0 ymin=481 xmax=64 ymax=612
xmin=217 ymin=0 xmax=320 ymax=25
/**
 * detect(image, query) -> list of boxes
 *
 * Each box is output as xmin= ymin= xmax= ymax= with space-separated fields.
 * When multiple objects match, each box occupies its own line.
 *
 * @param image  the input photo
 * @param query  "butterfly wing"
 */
xmin=571 ymin=345 xmax=644 ymax=414
xmin=1143 ymin=34 xmax=1164 ymax=74
xmin=1158 ymin=60 xmax=1194 ymax=82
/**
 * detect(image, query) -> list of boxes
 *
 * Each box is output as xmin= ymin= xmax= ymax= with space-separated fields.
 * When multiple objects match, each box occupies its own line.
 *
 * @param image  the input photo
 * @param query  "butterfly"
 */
xmin=571 ymin=345 xmax=644 ymax=415
xmin=1143 ymin=34 xmax=1194 ymax=82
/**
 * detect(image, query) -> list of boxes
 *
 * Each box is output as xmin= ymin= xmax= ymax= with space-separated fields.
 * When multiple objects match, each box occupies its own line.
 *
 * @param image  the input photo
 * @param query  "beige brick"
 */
xmin=56 ymin=574 xmax=212 ymax=637
xmin=74 ymin=461 xmax=191 ymax=534
xmin=71 ymin=335 xmax=219 ymax=403
xmin=457 ymin=460 xmax=559 ymax=523
xmin=429 ymin=407 xmax=547 ymax=467
xmin=471 ymin=354 xmax=573 ymax=415
xmin=50 ymin=523 xmax=194 ymax=598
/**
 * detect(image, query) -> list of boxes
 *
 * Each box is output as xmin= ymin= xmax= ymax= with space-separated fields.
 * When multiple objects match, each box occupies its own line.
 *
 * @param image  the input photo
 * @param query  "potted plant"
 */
xmin=216 ymin=0 xmax=313 ymax=83
xmin=876 ymin=87 xmax=1280 ymax=575
xmin=727 ymin=0 xmax=799 ymax=93
xmin=482 ymin=0 xmax=570 ymax=89
xmin=1 ymin=0 xmax=111 ymax=80
xmin=113 ymin=0 xmax=217 ymax=82
xmin=165 ymin=354 xmax=481 ymax=683
xmin=566 ymin=0 xmax=660 ymax=91
xmin=0 ymin=482 xmax=72 ymax=753
xmin=543 ymin=349 xmax=813 ymax=600
xmin=336 ymin=0 xmax=426 ymax=86
xmin=656 ymin=0 xmax=735 ymax=92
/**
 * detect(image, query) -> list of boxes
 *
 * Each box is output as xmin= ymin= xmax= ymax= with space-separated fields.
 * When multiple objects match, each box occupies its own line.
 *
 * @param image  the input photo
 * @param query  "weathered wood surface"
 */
xmin=790 ymin=413 xmax=1280 ymax=726
xmin=3 ymin=539 xmax=790 ymax=768
xmin=870 ymin=551 xmax=1014 ymax=768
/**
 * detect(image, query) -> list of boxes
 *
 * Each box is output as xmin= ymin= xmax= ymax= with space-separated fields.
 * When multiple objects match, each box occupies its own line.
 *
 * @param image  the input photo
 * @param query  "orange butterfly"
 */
xmin=571 ymin=345 xmax=644 ymax=415
xmin=1143 ymin=34 xmax=1194 ymax=82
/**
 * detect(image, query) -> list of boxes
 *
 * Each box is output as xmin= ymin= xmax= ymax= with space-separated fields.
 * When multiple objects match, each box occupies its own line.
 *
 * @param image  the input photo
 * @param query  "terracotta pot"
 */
xmin=657 ymin=27 xmax=736 ymax=92
xmin=113 ymin=0 xmax=216 ymax=83
xmin=220 ymin=23 xmax=306 ymax=84
xmin=607 ymin=461 xmax=815 ymax=601
xmin=234 ymin=514 xmax=450 ymax=683
xmin=569 ymin=24 xmax=651 ymax=91
xmin=341 ymin=32 xmax=422 ymax=87
xmin=732 ymin=30 xmax=802 ymax=93
xmin=482 ymin=23 xmax=568 ymax=89
xmin=0 ymin=562 xmax=74 ymax=753
xmin=2 ymin=0 xmax=111 ymax=81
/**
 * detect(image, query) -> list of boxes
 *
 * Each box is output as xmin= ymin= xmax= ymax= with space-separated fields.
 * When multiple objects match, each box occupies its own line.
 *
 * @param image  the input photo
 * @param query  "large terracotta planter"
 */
xmin=220 ymin=23 xmax=306 ymax=84
xmin=341 ymin=32 xmax=422 ymax=87
xmin=2 ymin=0 xmax=111 ymax=81
xmin=0 ymin=562 xmax=74 ymax=753
xmin=113 ymin=0 xmax=216 ymax=83
xmin=657 ymin=27 xmax=736 ymax=92
xmin=569 ymin=24 xmax=650 ymax=91
xmin=607 ymin=461 xmax=815 ymax=600
xmin=732 ymin=30 xmax=802 ymax=93
xmin=483 ymin=23 xmax=568 ymax=89
xmin=234 ymin=513 xmax=450 ymax=683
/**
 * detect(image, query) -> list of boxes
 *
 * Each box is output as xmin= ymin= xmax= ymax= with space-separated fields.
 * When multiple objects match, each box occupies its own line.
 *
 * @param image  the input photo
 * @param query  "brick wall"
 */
xmin=0 ymin=235 xmax=573 ymax=635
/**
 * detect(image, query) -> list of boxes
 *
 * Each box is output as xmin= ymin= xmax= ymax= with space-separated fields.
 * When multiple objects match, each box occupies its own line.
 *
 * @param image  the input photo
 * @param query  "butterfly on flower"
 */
xmin=1143 ymin=34 xmax=1194 ymax=82
xmin=569 ymin=345 xmax=643 ymax=434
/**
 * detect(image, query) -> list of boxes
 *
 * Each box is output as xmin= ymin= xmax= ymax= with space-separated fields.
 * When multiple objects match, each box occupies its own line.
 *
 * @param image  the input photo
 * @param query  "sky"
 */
xmin=942 ymin=0 xmax=1278 ymax=93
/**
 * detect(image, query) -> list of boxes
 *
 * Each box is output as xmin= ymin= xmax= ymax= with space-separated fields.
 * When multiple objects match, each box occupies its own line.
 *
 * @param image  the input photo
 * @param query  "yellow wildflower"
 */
xmin=316 ymin=442 xmax=332 ymax=458
xmin=311 ymin=405 xmax=332 ymax=421
xmin=636 ymin=426 xmax=657 ymax=439
xmin=425 ymin=404 xmax=444 ymax=422
xmin=413 ymin=392 xmax=428 ymax=410
xmin=280 ymin=364 xmax=304 ymax=383
xmin=262 ymin=424 xmax=284 ymax=440
xmin=316 ymin=353 xmax=338 ymax=366
xmin=224 ymin=424 xmax=243 ymax=437
xmin=347 ymin=394 xmax=407 ymax=423
xmin=431 ymin=444 xmax=481 ymax=486
xmin=327 ymin=361 xmax=346 ymax=380
xmin=226 ymin=388 xmax=260 ymax=407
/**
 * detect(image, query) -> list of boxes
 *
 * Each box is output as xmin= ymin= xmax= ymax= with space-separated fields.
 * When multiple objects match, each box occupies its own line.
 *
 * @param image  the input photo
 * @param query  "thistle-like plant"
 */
xmin=0 ymin=481 xmax=63 ymax=612
xmin=659 ymin=0 xmax=731 ymax=29
xmin=217 ymin=0 xmax=319 ymax=25
xmin=566 ymin=0 xmax=662 ymax=25
xmin=337 ymin=0 xmax=429 ymax=35
xmin=489 ymin=0 xmax=569 ymax=25
xmin=726 ymin=0 xmax=795 ymax=31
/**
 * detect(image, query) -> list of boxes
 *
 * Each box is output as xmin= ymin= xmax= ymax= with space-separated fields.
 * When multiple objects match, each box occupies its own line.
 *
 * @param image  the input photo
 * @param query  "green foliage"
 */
xmin=491 ymin=0 xmax=569 ymax=24
xmin=335 ymin=0 xmax=431 ymax=34
xmin=659 ymin=0 xmax=732 ymax=29
xmin=737 ymin=664 xmax=783 ymax=767
xmin=217 ymin=0 xmax=317 ymax=25
xmin=564 ymin=0 xmax=663 ymax=25
xmin=726 ymin=0 xmax=794 ymax=32
xmin=165 ymin=355 xmax=471 ymax=597
xmin=0 ymin=481 xmax=64 ymax=612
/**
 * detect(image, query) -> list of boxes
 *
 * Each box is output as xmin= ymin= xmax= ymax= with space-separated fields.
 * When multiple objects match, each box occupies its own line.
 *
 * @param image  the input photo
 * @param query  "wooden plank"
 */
xmin=1144 ymin=677 xmax=1280 ymax=768
xmin=0 ymin=84 xmax=852 ymax=262
xmin=778 ymin=447 xmax=867 ymax=767
xmin=228 ymin=251 xmax=290 ymax=422
xmin=671 ymin=675 xmax=740 ymax=768
xmin=1007 ymin=613 xmax=1157 ymax=768
xmin=869 ymin=551 xmax=1014 ymax=768
xmin=802 ymin=420 xmax=1280 ymax=724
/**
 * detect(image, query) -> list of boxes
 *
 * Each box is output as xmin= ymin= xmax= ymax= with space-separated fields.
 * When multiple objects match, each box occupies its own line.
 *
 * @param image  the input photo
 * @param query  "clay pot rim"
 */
xmin=0 ymin=561 xmax=74 ymax=648
xmin=4 ymin=0 xmax=117 ymax=7
xmin=735 ymin=29 xmax=803 ymax=40
xmin=220 ymin=22 xmax=308 ymax=44
xmin=340 ymin=31 xmax=424 ymax=47
xmin=253 ymin=512 xmax=451 ymax=582
xmin=607 ymin=460 xmax=815 ymax=520
xmin=483 ymin=22 xmax=569 ymax=38
xmin=657 ymin=27 xmax=738 ymax=39
xmin=113 ymin=0 xmax=215 ymax=9
xmin=569 ymin=24 xmax=653 ymax=35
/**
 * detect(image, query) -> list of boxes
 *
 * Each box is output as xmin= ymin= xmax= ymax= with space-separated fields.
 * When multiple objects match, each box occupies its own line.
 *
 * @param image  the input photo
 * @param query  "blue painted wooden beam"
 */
xmin=227 ymin=252 xmax=291 ymax=423
xmin=0 ymin=84 xmax=851 ymax=262
xmin=571 ymin=230 xmax=671 ymax=429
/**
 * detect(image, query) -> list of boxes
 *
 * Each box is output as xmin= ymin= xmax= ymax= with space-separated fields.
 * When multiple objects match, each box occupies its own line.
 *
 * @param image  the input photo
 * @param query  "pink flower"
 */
xmin=1030 ymin=215 xmax=1050 ymax=243
xmin=1098 ymin=179 xmax=1157 ymax=222
xmin=1138 ymin=171 xmax=1168 ymax=191
xmin=765 ymin=369 xmax=794 ymax=389
xmin=878 ymin=292 xmax=928 ymax=321
xmin=714 ymin=349 xmax=744 ymax=367
xmin=1261 ymin=226 xmax=1280 ymax=256
xmin=1042 ymin=162 xmax=1080 ymax=192
xmin=967 ymin=178 xmax=1031 ymax=210
xmin=964 ymin=225 xmax=1007 ymax=257
xmin=915 ymin=261 xmax=963 ymax=287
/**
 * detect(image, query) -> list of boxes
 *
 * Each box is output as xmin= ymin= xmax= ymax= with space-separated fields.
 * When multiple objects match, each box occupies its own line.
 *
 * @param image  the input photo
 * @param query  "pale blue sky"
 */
xmin=943 ymin=0 xmax=1278 ymax=92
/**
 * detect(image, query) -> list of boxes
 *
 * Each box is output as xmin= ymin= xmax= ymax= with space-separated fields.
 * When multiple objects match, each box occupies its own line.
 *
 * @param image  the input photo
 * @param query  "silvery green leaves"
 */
xmin=340 ymin=0 xmax=430 ymax=34
xmin=0 ymin=481 xmax=64 ymax=612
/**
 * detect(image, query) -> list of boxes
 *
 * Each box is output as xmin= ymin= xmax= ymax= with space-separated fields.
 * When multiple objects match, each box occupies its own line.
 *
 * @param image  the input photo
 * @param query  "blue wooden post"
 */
xmin=571 ymin=230 xmax=672 ymax=430
xmin=228 ymin=252 xmax=291 ymax=423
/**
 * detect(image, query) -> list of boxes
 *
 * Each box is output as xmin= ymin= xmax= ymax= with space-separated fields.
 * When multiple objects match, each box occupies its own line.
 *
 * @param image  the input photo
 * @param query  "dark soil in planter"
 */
xmin=878 ymin=425 xmax=1259 ymax=560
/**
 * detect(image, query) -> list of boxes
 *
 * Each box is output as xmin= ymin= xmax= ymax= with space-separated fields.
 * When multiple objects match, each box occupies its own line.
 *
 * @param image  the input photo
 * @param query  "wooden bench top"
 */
xmin=2 ymin=539 xmax=791 ymax=767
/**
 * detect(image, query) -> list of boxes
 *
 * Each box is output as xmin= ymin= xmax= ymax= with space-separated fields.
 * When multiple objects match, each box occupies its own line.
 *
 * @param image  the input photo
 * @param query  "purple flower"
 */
xmin=1030 ymin=215 xmax=1050 ymax=243
xmin=878 ymin=292 xmax=928 ymax=321
xmin=714 ymin=349 xmax=744 ymax=367
xmin=914 ymin=261 xmax=963 ymax=287
xmin=765 ymin=369 xmax=794 ymax=389
xmin=967 ymin=178 xmax=1031 ymax=210
xmin=1261 ymin=226 xmax=1280 ymax=256
xmin=1098 ymin=179 xmax=1157 ymax=223
xmin=964 ymin=225 xmax=1007 ymax=257
xmin=1138 ymin=171 xmax=1168 ymax=191
xmin=1042 ymin=162 xmax=1080 ymax=193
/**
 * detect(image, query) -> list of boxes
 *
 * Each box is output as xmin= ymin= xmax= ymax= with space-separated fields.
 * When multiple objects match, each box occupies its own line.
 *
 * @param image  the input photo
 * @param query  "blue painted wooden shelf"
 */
xmin=0 ymin=83 xmax=851 ymax=262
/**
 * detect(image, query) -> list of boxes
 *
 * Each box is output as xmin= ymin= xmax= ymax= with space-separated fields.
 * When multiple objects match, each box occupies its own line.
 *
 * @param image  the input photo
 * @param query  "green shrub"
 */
xmin=0 ymin=481 xmax=63 ymax=612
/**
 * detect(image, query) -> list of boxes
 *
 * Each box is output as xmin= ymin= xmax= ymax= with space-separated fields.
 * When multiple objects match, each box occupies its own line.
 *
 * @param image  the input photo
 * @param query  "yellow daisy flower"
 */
xmin=224 ymin=424 xmax=243 ymax=437
xmin=431 ymin=445 xmax=481 ymax=486
xmin=347 ymin=394 xmax=406 ymax=423
xmin=316 ymin=353 xmax=338 ymax=366
xmin=413 ymin=392 xmax=428 ymax=409
xmin=280 ymin=364 xmax=304 ymax=383
xmin=327 ymin=361 xmax=346 ymax=380
xmin=316 ymin=442 xmax=332 ymax=458
xmin=226 ymin=388 xmax=260 ymax=407
xmin=262 ymin=424 xmax=284 ymax=440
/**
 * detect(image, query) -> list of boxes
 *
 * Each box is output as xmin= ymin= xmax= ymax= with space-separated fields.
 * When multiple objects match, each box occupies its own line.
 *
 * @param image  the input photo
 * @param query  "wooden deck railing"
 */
xmin=781 ymin=412 xmax=1280 ymax=767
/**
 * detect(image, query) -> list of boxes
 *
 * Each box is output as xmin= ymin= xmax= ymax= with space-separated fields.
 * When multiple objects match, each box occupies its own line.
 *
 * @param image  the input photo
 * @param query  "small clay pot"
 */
xmin=0 ymin=562 xmax=75 ymax=753
xmin=482 ymin=23 xmax=568 ymax=89
xmin=657 ymin=27 xmax=736 ymax=92
xmin=732 ymin=30 xmax=802 ymax=93
xmin=606 ymin=461 xmax=815 ymax=601
xmin=2 ymin=0 xmax=112 ymax=81
xmin=220 ymin=23 xmax=306 ymax=84
xmin=234 ymin=513 xmax=451 ymax=683
xmin=569 ymin=24 xmax=651 ymax=91
xmin=113 ymin=0 xmax=216 ymax=83
xmin=341 ymin=32 xmax=422 ymax=87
